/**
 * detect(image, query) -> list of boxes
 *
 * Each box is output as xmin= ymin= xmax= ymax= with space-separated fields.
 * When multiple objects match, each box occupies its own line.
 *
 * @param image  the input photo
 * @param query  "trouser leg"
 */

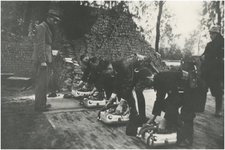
xmin=127 ymin=94 xmax=138 ymax=118
xmin=34 ymin=65 xmax=50 ymax=110
xmin=207 ymin=77 xmax=224 ymax=114
xmin=121 ymin=80 xmax=137 ymax=118
xmin=177 ymin=109 xmax=195 ymax=144
xmin=183 ymin=120 xmax=194 ymax=142
xmin=105 ymin=88 xmax=113 ymax=100
xmin=48 ymin=72 xmax=57 ymax=93
xmin=215 ymin=95 xmax=223 ymax=114
xmin=135 ymin=85 xmax=146 ymax=118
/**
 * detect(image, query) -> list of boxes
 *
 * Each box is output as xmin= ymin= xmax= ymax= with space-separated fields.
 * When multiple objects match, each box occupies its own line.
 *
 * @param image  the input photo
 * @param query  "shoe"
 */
xmin=48 ymin=93 xmax=57 ymax=97
xmin=35 ymin=107 xmax=49 ymax=112
xmin=176 ymin=138 xmax=193 ymax=147
xmin=45 ymin=104 xmax=51 ymax=108
xmin=215 ymin=112 xmax=222 ymax=118
xmin=63 ymin=93 xmax=74 ymax=98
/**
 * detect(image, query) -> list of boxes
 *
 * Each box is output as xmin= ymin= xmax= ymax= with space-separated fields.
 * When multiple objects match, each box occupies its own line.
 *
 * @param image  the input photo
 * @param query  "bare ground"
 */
xmin=1 ymin=87 xmax=224 ymax=149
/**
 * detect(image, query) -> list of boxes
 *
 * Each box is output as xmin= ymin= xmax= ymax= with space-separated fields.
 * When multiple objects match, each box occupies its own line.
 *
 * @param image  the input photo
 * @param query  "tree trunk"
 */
xmin=216 ymin=1 xmax=221 ymax=31
xmin=155 ymin=1 xmax=164 ymax=52
xmin=23 ymin=1 xmax=33 ymax=36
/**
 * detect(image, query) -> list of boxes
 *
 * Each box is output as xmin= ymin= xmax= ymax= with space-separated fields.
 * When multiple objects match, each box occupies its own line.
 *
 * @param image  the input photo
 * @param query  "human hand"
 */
xmin=146 ymin=119 xmax=154 ymax=125
xmin=158 ymin=118 xmax=167 ymax=130
xmin=73 ymin=81 xmax=85 ymax=90
xmin=114 ymin=104 xmax=123 ymax=115
xmin=200 ymin=55 xmax=205 ymax=62
xmin=90 ymin=87 xmax=97 ymax=96
xmin=106 ymin=93 xmax=117 ymax=106
xmin=50 ymin=69 xmax=53 ymax=76
xmin=146 ymin=115 xmax=157 ymax=125
xmin=136 ymin=53 xmax=146 ymax=61
xmin=41 ymin=62 xmax=47 ymax=66
xmin=105 ymin=97 xmax=114 ymax=108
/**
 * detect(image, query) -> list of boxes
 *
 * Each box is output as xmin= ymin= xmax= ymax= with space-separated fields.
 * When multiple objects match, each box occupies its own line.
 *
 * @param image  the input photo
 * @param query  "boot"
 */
xmin=215 ymin=96 xmax=223 ymax=117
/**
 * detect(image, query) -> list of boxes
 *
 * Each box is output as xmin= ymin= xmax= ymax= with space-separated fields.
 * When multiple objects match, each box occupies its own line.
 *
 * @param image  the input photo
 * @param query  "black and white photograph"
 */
xmin=1 ymin=0 xmax=224 ymax=149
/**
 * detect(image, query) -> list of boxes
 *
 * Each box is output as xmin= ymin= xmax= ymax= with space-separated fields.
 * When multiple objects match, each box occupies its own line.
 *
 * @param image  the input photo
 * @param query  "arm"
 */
xmin=200 ymin=43 xmax=210 ymax=62
xmin=74 ymin=80 xmax=86 ymax=90
xmin=152 ymin=89 xmax=167 ymax=116
xmin=81 ymin=64 xmax=91 ymax=82
xmin=107 ymin=93 xmax=117 ymax=105
xmin=35 ymin=25 xmax=47 ymax=64
xmin=146 ymin=115 xmax=157 ymax=124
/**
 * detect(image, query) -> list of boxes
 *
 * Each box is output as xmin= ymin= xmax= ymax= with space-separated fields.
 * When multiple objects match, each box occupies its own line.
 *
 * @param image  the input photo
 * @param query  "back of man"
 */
xmin=32 ymin=22 xmax=53 ymax=64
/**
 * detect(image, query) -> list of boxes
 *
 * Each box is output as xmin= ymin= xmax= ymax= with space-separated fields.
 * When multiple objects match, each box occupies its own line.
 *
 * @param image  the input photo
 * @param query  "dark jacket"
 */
xmin=152 ymin=71 xmax=183 ymax=116
xmin=82 ymin=58 xmax=105 ymax=86
xmin=201 ymin=34 xmax=224 ymax=79
xmin=81 ymin=61 xmax=92 ymax=83
xmin=96 ymin=56 xmax=141 ymax=98
xmin=181 ymin=76 xmax=207 ymax=120
xmin=111 ymin=56 xmax=141 ymax=98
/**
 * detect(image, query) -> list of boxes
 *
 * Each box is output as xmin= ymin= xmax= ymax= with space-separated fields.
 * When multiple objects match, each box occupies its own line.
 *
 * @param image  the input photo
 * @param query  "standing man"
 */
xmin=200 ymin=26 xmax=224 ymax=117
xmin=32 ymin=9 xmax=60 ymax=111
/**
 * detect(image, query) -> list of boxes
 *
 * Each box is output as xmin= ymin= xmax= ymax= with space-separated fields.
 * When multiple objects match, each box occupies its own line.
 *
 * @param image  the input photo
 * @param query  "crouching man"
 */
xmin=176 ymin=62 xmax=207 ymax=146
xmin=147 ymin=62 xmax=207 ymax=147
xmin=99 ymin=54 xmax=154 ymax=121
xmin=147 ymin=71 xmax=183 ymax=133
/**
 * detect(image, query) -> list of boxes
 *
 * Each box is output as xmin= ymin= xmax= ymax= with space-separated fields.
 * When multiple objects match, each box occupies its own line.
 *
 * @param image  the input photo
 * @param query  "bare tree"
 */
xmin=155 ymin=1 xmax=166 ymax=52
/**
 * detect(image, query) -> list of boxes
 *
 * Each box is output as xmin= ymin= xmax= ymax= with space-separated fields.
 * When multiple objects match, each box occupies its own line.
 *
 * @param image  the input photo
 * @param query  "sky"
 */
xmin=166 ymin=1 xmax=207 ymax=55
xmin=130 ymin=1 xmax=207 ymax=55
xmin=167 ymin=1 xmax=211 ymax=55
xmin=166 ymin=1 xmax=202 ymax=35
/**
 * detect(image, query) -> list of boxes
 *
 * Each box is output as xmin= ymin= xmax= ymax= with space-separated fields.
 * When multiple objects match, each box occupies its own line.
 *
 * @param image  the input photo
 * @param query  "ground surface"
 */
xmin=1 ymin=87 xmax=224 ymax=149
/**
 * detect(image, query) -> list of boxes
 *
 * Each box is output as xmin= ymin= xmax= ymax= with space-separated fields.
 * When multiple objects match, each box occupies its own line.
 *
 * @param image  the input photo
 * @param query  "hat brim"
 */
xmin=46 ymin=13 xmax=60 ymax=21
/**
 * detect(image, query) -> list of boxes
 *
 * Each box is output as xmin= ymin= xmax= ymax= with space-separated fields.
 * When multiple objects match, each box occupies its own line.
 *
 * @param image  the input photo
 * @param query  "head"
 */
xmin=46 ymin=9 xmax=60 ymax=26
xmin=209 ymin=26 xmax=220 ymax=41
xmin=136 ymin=68 xmax=154 ymax=88
xmin=100 ymin=60 xmax=114 ymax=76
xmin=181 ymin=61 xmax=198 ymax=87
xmin=89 ymin=57 xmax=100 ymax=69
xmin=80 ymin=54 xmax=90 ymax=65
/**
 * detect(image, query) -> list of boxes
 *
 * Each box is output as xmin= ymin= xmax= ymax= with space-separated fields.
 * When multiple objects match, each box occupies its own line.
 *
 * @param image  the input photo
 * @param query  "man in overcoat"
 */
xmin=200 ymin=26 xmax=224 ymax=117
xmin=31 ymin=9 xmax=60 ymax=111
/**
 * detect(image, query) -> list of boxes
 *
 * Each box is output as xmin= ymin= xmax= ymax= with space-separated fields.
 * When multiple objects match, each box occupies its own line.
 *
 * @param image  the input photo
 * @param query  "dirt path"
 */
xmin=1 ymin=88 xmax=224 ymax=149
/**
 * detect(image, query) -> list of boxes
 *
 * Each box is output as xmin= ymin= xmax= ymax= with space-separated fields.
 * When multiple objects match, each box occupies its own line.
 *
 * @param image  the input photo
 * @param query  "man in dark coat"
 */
xmin=100 ymin=55 xmax=154 ymax=120
xmin=74 ymin=54 xmax=92 ymax=90
xmin=75 ymin=56 xmax=106 ymax=99
xmin=200 ymin=26 xmax=224 ymax=117
xmin=147 ymin=62 xmax=207 ymax=146
xmin=177 ymin=62 xmax=208 ymax=146
xmin=147 ymin=71 xmax=183 ymax=132
xmin=31 ymin=9 xmax=60 ymax=111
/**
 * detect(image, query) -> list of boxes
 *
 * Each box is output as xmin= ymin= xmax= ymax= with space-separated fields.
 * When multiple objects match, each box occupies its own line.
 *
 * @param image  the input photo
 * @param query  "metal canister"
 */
xmin=149 ymin=132 xmax=177 ymax=147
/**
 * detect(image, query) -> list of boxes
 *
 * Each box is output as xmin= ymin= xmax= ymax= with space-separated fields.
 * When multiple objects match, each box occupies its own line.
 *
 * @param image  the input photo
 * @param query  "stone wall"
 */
xmin=1 ymin=40 xmax=35 ymax=78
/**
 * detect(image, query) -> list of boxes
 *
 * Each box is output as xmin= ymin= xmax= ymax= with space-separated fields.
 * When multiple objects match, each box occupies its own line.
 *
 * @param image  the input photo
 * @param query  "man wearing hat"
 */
xmin=200 ymin=25 xmax=224 ymax=117
xmin=31 ymin=9 xmax=60 ymax=111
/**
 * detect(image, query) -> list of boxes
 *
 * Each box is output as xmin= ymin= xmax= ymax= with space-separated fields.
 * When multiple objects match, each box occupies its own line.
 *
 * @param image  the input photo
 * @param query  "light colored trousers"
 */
xmin=34 ymin=64 xmax=51 ymax=110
